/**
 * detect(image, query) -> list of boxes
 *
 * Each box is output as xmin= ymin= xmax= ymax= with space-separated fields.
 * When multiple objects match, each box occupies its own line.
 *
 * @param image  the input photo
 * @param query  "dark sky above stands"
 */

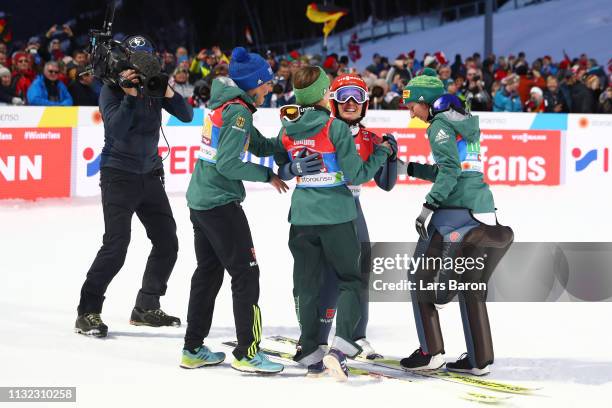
xmin=2 ymin=0 xmax=489 ymax=52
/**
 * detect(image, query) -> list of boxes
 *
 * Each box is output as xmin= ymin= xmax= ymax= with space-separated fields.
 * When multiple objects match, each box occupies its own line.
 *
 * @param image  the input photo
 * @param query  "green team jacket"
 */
xmin=186 ymin=78 xmax=278 ymax=210
xmin=410 ymin=110 xmax=495 ymax=213
xmin=274 ymin=108 xmax=390 ymax=225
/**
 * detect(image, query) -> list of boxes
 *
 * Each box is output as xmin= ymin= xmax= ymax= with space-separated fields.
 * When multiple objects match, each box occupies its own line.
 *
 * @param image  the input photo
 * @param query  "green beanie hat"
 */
xmin=294 ymin=66 xmax=330 ymax=106
xmin=403 ymin=68 xmax=445 ymax=105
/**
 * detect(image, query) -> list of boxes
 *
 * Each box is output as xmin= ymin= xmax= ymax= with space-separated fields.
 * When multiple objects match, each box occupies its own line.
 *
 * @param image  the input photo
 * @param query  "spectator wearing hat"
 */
xmin=11 ymin=52 xmax=36 ymax=100
xmin=171 ymin=66 xmax=194 ymax=100
xmin=525 ymin=87 xmax=545 ymax=112
xmin=322 ymin=54 xmax=339 ymax=76
xmin=27 ymin=61 xmax=73 ymax=106
xmin=543 ymin=76 xmax=569 ymax=113
xmin=493 ymin=74 xmax=521 ymax=112
xmin=0 ymin=67 xmax=24 ymax=105
xmin=68 ymin=66 xmax=98 ymax=106
xmin=423 ymin=54 xmax=439 ymax=71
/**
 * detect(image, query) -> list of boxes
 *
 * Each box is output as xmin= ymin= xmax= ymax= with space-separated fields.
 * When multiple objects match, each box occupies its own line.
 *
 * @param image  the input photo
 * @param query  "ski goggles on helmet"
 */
xmin=280 ymin=105 xmax=316 ymax=122
xmin=430 ymin=94 xmax=465 ymax=116
xmin=329 ymin=85 xmax=369 ymax=104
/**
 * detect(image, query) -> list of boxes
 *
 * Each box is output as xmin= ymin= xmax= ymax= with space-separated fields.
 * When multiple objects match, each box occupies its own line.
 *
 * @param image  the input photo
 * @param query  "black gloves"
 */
xmin=290 ymin=148 xmax=323 ymax=176
xmin=416 ymin=203 xmax=437 ymax=240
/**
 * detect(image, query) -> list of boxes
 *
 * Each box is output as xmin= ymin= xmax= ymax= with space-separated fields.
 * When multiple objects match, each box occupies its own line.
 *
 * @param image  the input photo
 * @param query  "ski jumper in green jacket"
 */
xmin=274 ymin=67 xmax=392 ymax=367
xmin=399 ymin=70 xmax=513 ymax=374
xmin=183 ymin=48 xmax=285 ymax=374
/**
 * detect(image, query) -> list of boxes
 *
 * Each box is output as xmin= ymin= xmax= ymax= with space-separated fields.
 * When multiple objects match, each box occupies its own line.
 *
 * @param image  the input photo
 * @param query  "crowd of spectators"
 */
xmin=345 ymin=50 xmax=612 ymax=114
xmin=0 ymin=23 xmax=610 ymax=114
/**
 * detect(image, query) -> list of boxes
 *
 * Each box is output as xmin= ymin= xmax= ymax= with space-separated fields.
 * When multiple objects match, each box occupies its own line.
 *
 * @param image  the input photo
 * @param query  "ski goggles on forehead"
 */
xmin=330 ymin=85 xmax=369 ymax=104
xmin=280 ymin=105 xmax=316 ymax=122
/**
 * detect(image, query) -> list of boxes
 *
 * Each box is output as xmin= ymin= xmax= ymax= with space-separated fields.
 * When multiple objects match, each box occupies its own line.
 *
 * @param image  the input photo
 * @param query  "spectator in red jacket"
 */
xmin=11 ymin=52 xmax=36 ymax=101
xmin=516 ymin=64 xmax=545 ymax=104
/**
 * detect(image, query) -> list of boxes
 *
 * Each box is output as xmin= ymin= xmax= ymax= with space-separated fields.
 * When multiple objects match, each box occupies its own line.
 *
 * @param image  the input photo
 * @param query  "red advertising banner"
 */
xmin=0 ymin=128 xmax=72 ymax=199
xmin=369 ymin=128 xmax=561 ymax=186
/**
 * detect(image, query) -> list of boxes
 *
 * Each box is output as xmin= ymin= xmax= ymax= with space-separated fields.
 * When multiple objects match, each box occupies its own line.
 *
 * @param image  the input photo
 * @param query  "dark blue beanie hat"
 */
xmin=229 ymin=47 xmax=273 ymax=91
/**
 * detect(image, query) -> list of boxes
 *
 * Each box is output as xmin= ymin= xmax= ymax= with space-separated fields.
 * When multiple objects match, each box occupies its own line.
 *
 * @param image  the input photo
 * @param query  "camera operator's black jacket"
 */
xmin=99 ymin=84 xmax=194 ymax=174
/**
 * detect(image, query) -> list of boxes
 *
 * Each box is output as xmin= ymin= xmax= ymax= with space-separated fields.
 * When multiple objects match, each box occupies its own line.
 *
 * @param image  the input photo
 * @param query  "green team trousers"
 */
xmin=289 ymin=221 xmax=363 ymax=365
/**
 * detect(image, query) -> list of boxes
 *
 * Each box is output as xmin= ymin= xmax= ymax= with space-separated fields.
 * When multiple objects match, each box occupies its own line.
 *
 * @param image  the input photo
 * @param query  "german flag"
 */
xmin=306 ymin=3 xmax=348 ymax=39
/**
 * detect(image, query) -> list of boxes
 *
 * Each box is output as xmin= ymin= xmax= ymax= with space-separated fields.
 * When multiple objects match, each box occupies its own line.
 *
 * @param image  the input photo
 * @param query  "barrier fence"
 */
xmin=0 ymin=107 xmax=610 ymax=200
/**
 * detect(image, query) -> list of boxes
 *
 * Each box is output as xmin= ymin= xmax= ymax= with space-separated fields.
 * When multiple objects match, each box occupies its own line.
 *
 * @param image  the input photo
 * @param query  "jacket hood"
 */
xmin=208 ymin=77 xmax=255 ymax=110
xmin=281 ymin=108 xmax=331 ymax=140
xmin=434 ymin=110 xmax=480 ymax=143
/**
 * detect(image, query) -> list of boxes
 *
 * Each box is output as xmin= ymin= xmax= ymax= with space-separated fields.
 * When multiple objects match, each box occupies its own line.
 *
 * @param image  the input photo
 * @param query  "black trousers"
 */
xmin=184 ymin=203 xmax=261 ymax=360
xmin=77 ymin=167 xmax=178 ymax=315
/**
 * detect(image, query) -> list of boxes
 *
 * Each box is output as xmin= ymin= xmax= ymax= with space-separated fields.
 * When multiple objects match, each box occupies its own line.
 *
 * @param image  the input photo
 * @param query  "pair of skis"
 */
xmin=267 ymin=335 xmax=540 ymax=395
xmin=223 ymin=336 xmax=540 ymax=404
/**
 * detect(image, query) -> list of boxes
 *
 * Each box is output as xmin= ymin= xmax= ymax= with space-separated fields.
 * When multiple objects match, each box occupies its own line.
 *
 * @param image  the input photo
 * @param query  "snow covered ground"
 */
xmin=309 ymin=0 xmax=612 ymax=70
xmin=1 ymin=184 xmax=612 ymax=407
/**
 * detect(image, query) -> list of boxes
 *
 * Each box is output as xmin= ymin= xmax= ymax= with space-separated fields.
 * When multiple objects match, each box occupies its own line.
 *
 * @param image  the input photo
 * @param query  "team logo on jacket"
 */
xmin=435 ymin=129 xmax=450 ymax=144
xmin=449 ymin=231 xmax=461 ymax=242
xmin=235 ymin=116 xmax=245 ymax=128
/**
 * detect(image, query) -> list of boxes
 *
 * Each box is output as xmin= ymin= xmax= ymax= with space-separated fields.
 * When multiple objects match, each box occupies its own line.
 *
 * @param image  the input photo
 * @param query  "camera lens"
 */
xmin=146 ymin=76 xmax=160 ymax=91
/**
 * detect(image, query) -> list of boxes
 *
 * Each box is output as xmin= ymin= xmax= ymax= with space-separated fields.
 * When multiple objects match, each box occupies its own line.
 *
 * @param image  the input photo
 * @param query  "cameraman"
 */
xmin=75 ymin=36 xmax=194 ymax=338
